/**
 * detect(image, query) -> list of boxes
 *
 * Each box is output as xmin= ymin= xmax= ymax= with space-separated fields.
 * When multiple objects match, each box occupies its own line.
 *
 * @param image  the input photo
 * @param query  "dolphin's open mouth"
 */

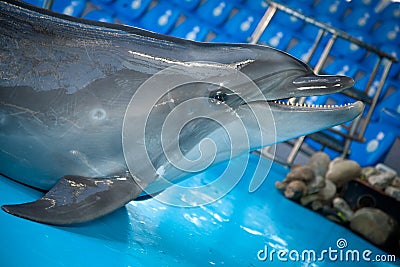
xmin=237 ymin=72 xmax=364 ymax=146
xmin=256 ymin=73 xmax=360 ymax=113
xmin=268 ymin=99 xmax=364 ymax=113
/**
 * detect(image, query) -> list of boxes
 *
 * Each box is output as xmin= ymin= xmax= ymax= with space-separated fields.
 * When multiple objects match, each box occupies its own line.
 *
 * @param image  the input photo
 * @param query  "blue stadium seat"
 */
xmin=357 ymin=51 xmax=398 ymax=89
xmin=197 ymin=0 xmax=234 ymax=26
xmin=287 ymin=39 xmax=325 ymax=67
xmin=115 ymin=0 xmax=152 ymax=21
xmin=300 ymin=16 xmax=341 ymax=42
xmin=304 ymin=95 xmax=329 ymax=106
xmin=313 ymin=0 xmax=349 ymax=20
xmin=83 ymin=10 xmax=115 ymax=23
xmin=348 ymin=0 xmax=376 ymax=8
xmin=323 ymin=58 xmax=358 ymax=78
xmin=381 ymin=2 xmax=400 ymax=20
xmin=91 ymin=0 xmax=113 ymax=3
xmin=349 ymin=108 xmax=400 ymax=166
xmin=244 ymin=0 xmax=269 ymax=14
xmin=259 ymin=24 xmax=292 ymax=50
xmin=342 ymin=7 xmax=378 ymax=32
xmin=224 ymin=10 xmax=261 ymax=42
xmin=354 ymin=73 xmax=391 ymax=101
xmin=90 ymin=0 xmax=115 ymax=13
xmin=139 ymin=2 xmax=181 ymax=34
xmin=272 ymin=5 xmax=312 ymax=31
xmin=51 ymin=0 xmax=86 ymax=17
xmin=372 ymin=19 xmax=400 ymax=46
xmin=381 ymin=44 xmax=400 ymax=78
xmin=358 ymin=52 xmax=381 ymax=74
xmin=304 ymin=94 xmax=357 ymax=159
xmin=229 ymin=0 xmax=244 ymax=4
xmin=285 ymin=0 xmax=315 ymax=9
xmin=171 ymin=0 xmax=201 ymax=11
xmin=23 ymin=0 xmax=44 ymax=7
xmin=331 ymin=30 xmax=370 ymax=61
xmin=371 ymin=88 xmax=400 ymax=121
xmin=170 ymin=19 xmax=209 ymax=41
xmin=209 ymin=34 xmax=237 ymax=43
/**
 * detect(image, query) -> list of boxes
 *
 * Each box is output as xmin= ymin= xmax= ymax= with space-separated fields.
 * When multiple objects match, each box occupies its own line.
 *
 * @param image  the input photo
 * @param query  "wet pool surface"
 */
xmin=0 ymin=154 xmax=398 ymax=266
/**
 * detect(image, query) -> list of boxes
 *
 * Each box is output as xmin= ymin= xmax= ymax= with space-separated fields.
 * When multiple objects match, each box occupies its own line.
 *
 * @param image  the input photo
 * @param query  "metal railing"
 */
xmin=250 ymin=0 xmax=398 ymax=165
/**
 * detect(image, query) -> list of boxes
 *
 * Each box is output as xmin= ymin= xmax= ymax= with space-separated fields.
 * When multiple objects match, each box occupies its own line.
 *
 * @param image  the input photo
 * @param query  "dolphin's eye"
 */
xmin=209 ymin=90 xmax=228 ymax=104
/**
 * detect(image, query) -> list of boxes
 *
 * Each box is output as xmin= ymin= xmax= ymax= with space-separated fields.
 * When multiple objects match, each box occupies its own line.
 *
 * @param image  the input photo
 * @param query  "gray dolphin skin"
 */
xmin=0 ymin=0 xmax=363 ymax=225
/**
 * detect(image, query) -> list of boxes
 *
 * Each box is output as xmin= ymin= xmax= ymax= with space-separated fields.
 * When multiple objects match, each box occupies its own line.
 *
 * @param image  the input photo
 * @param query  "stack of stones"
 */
xmin=363 ymin=165 xmax=400 ymax=202
xmin=275 ymin=152 xmax=399 ymax=247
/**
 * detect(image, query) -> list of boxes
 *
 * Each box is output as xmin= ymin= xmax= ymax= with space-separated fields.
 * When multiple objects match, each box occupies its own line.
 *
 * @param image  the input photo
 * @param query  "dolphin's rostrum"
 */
xmin=0 ymin=0 xmax=363 ymax=225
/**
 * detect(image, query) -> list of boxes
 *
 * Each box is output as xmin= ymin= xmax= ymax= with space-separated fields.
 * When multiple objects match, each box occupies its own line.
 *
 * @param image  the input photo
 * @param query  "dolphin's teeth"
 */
xmin=272 ymin=100 xmax=353 ymax=110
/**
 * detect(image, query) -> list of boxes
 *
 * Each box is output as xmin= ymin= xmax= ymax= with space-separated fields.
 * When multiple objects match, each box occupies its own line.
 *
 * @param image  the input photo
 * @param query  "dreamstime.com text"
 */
xmin=257 ymin=238 xmax=398 ymax=263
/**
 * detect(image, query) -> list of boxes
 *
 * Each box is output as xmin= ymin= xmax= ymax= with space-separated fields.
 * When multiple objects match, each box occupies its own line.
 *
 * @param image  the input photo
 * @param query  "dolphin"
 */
xmin=0 ymin=0 xmax=363 ymax=225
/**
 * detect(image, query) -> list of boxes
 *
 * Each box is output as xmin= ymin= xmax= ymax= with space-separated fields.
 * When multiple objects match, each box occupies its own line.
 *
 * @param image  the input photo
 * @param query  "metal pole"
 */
xmin=286 ymin=34 xmax=337 ymax=164
xmin=42 ymin=0 xmax=53 ymax=10
xmin=359 ymin=59 xmax=393 ymax=137
xmin=289 ymin=29 xmax=327 ymax=106
xmin=249 ymin=5 xmax=277 ymax=44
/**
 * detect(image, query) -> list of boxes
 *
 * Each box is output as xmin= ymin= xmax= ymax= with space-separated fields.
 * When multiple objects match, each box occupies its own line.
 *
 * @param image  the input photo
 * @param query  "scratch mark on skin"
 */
xmin=1 ymin=103 xmax=39 ymax=115
xmin=48 ymin=107 xmax=59 ymax=125
xmin=63 ymin=118 xmax=82 ymax=130
xmin=83 ymin=41 xmax=93 ymax=64
xmin=2 ymin=103 xmax=43 ymax=124
xmin=70 ymin=150 xmax=103 ymax=176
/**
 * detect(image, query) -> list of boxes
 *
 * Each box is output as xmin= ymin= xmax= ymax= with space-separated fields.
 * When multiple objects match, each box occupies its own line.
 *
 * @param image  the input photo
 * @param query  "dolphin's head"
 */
xmin=199 ymin=43 xmax=363 ymax=147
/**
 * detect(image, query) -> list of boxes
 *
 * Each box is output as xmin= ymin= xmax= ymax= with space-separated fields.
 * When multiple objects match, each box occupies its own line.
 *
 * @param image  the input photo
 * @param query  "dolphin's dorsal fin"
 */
xmin=2 ymin=175 xmax=142 ymax=225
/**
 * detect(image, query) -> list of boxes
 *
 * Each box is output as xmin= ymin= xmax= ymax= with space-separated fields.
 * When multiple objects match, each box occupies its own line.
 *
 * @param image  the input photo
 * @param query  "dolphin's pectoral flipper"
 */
xmin=1 ymin=175 xmax=143 ymax=225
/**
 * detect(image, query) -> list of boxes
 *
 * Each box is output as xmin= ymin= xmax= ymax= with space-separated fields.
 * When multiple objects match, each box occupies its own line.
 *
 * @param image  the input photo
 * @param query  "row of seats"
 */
xmin=24 ymin=1 xmax=399 ymax=71
xmin=79 ymin=0 xmax=263 ymax=43
xmin=265 ymin=0 xmax=399 ymax=166
xmin=25 ymin=0 xmax=400 ymax=54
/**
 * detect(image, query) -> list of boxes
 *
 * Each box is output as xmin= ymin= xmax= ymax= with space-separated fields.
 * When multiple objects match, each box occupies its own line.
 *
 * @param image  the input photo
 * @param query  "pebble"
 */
xmin=361 ymin=167 xmax=379 ymax=179
xmin=307 ymin=152 xmax=330 ymax=178
xmin=318 ymin=179 xmax=336 ymax=202
xmin=307 ymin=175 xmax=325 ymax=195
xmin=350 ymin=207 xmax=398 ymax=246
xmin=284 ymin=180 xmax=307 ymax=200
xmin=285 ymin=165 xmax=315 ymax=183
xmin=367 ymin=171 xmax=396 ymax=190
xmin=326 ymin=158 xmax=361 ymax=188
xmin=385 ymin=186 xmax=400 ymax=201
xmin=391 ymin=177 xmax=400 ymax=188
xmin=333 ymin=197 xmax=354 ymax=221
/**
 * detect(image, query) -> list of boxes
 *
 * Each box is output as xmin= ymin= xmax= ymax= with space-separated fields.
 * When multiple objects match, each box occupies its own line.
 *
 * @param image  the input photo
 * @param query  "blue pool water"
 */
xmin=0 ymin=154 xmax=398 ymax=266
